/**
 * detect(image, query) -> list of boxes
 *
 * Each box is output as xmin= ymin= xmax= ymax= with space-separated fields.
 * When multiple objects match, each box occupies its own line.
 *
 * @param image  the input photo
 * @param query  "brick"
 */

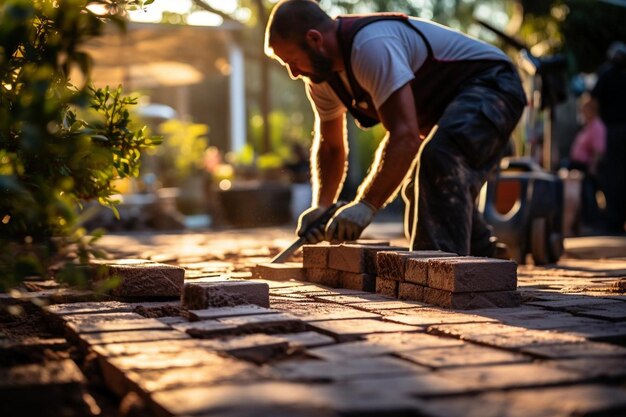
xmin=80 ymin=329 xmax=190 ymax=345
xmin=305 ymin=268 xmax=341 ymax=287
xmin=307 ymin=318 xmax=420 ymax=342
xmin=424 ymin=385 xmax=626 ymax=417
xmin=328 ymin=244 xmax=406 ymax=274
xmin=172 ymin=320 xmax=239 ymax=337
xmin=188 ymin=304 xmax=277 ymax=321
xmin=403 ymin=251 xmax=459 ymax=284
xmin=44 ymin=301 xmax=132 ymax=316
xmin=251 ymin=262 xmax=304 ymax=281
xmin=423 ymin=287 xmax=521 ymax=309
xmin=93 ymin=260 xmax=185 ymax=297
xmin=398 ymin=343 xmax=531 ymax=368
xmin=302 ymin=244 xmax=333 ymax=269
xmin=427 ymin=257 xmax=517 ymax=292
xmin=339 ymin=271 xmax=376 ymax=292
xmin=350 ymin=300 xmax=424 ymax=311
xmin=218 ymin=312 xmax=306 ymax=334
xmin=91 ymin=339 xmax=203 ymax=357
xmin=376 ymin=251 xmax=413 ymax=280
xmin=398 ymin=282 xmax=425 ymax=301
xmin=375 ymin=277 xmax=398 ymax=298
xmin=66 ymin=317 xmax=170 ymax=335
xmin=195 ymin=334 xmax=291 ymax=363
xmin=385 ymin=309 xmax=498 ymax=326
xmin=309 ymin=332 xmax=463 ymax=360
xmin=272 ymin=356 xmax=425 ymax=382
xmin=520 ymin=341 xmax=626 ymax=358
xmin=181 ymin=280 xmax=269 ymax=309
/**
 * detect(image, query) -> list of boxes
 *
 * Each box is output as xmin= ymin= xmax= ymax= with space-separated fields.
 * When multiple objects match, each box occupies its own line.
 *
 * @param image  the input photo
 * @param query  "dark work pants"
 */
xmin=599 ymin=124 xmax=626 ymax=233
xmin=402 ymin=63 xmax=526 ymax=255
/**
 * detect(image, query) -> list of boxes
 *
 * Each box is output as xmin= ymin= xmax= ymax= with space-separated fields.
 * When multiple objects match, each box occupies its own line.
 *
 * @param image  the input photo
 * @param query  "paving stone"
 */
xmin=305 ymin=268 xmax=341 ymax=287
xmin=251 ymin=263 xmax=304 ymax=281
xmin=44 ymin=301 xmax=132 ymax=316
xmin=436 ymin=362 xmax=585 ymax=390
xmin=188 ymin=305 xmax=278 ymax=321
xmin=547 ymin=356 xmax=626 ymax=379
xmin=271 ymin=356 xmax=426 ymax=382
xmin=527 ymin=297 xmax=623 ymax=309
xmin=80 ymin=329 xmax=190 ymax=345
xmin=271 ymin=298 xmax=380 ymax=321
xmin=404 ymin=252 xmax=459 ymax=285
xmin=158 ymin=316 xmax=187 ymax=325
xmin=497 ymin=314 xmax=609 ymax=331
xmin=398 ymin=342 xmax=531 ymax=368
xmin=466 ymin=329 xmax=588 ymax=349
xmin=182 ymin=280 xmax=270 ymax=309
xmin=339 ymin=271 xmax=376 ymax=292
xmin=307 ymin=318 xmax=420 ymax=342
xmin=562 ymin=303 xmax=626 ymax=321
xmin=427 ymin=257 xmax=517 ymax=293
xmin=313 ymin=293 xmax=390 ymax=304
xmin=150 ymin=382 xmax=337 ymax=417
xmin=92 ymin=339 xmax=204 ymax=357
xmin=129 ymin=360 xmax=269 ymax=393
xmin=0 ymin=360 xmax=87 ymax=416
xmin=328 ymin=244 xmax=405 ymax=274
xmin=385 ymin=309 xmax=499 ymax=326
xmin=275 ymin=331 xmax=336 ymax=348
xmin=172 ymin=320 xmax=240 ymax=337
xmin=67 ymin=317 xmax=170 ymax=335
xmin=556 ymin=321 xmax=626 ymax=342
xmin=62 ymin=311 xmax=144 ymax=324
xmin=215 ymin=312 xmax=306 ymax=335
xmin=398 ymin=282 xmax=425 ymax=301
xmin=375 ymin=277 xmax=398 ymax=298
xmin=309 ymin=332 xmax=463 ymax=360
xmin=520 ymin=341 xmax=626 ymax=358
xmin=93 ymin=260 xmax=185 ymax=297
xmin=349 ymin=300 xmax=425 ymax=311
xmin=423 ymin=287 xmax=521 ymax=309
xmin=196 ymin=334 xmax=291 ymax=363
xmin=423 ymin=384 xmax=626 ymax=417
xmin=302 ymin=244 xmax=333 ymax=269
xmin=429 ymin=322 xmax=529 ymax=338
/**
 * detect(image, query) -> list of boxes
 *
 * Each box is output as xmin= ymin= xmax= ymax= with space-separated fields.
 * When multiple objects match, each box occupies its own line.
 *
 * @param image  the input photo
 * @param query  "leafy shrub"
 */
xmin=0 ymin=0 xmax=158 ymax=290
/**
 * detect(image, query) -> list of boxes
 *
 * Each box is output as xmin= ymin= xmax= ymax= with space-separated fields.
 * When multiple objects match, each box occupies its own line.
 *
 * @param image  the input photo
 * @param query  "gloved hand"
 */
xmin=325 ymin=201 xmax=376 ymax=243
xmin=296 ymin=205 xmax=329 ymax=243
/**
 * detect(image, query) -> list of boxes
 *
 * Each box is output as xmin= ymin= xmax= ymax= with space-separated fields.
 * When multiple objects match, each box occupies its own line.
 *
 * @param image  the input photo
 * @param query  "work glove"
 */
xmin=296 ymin=206 xmax=328 ymax=243
xmin=325 ymin=201 xmax=376 ymax=243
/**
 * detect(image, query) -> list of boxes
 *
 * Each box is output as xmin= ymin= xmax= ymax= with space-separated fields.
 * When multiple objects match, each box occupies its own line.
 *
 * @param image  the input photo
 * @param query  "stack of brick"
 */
xmin=375 ymin=251 xmax=520 ymax=309
xmin=302 ymin=242 xmax=406 ymax=291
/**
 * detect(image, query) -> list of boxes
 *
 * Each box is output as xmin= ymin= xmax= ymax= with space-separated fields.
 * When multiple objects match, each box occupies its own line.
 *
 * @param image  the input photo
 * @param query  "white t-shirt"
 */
xmin=307 ymin=17 xmax=510 ymax=121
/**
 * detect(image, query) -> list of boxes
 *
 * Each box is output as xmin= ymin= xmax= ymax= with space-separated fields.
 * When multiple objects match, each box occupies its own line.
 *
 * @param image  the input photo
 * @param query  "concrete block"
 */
xmin=428 ymin=257 xmax=517 ymax=292
xmin=423 ymin=287 xmax=522 ymax=310
xmin=398 ymin=282 xmax=425 ymax=301
xmin=251 ymin=263 xmax=304 ymax=281
xmin=181 ymin=280 xmax=269 ymax=309
xmin=93 ymin=260 xmax=185 ymax=298
xmin=340 ymin=271 xmax=376 ymax=292
xmin=302 ymin=245 xmax=334 ymax=269
xmin=328 ymin=244 xmax=406 ymax=274
xmin=305 ymin=268 xmax=341 ymax=287
xmin=375 ymin=277 xmax=398 ymax=298
xmin=403 ymin=251 xmax=459 ymax=284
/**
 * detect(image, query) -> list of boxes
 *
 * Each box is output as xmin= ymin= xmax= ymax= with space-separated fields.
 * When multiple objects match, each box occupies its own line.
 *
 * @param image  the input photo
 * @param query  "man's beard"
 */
xmin=302 ymin=43 xmax=334 ymax=84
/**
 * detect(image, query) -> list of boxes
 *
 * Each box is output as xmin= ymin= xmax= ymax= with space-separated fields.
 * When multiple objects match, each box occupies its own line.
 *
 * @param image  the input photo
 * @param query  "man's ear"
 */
xmin=305 ymin=29 xmax=324 ymax=49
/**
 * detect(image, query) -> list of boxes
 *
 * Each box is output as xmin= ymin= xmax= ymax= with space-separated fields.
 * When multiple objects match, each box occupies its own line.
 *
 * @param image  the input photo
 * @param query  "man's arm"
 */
xmin=312 ymin=114 xmax=348 ymax=207
xmin=357 ymin=81 xmax=422 ymax=208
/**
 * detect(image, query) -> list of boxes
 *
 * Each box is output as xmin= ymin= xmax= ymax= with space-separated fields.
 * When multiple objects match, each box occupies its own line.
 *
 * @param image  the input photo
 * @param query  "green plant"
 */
xmin=0 ymin=0 xmax=158 ymax=290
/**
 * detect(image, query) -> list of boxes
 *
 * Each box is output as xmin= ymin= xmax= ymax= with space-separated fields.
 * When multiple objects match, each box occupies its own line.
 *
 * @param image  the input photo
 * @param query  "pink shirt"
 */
xmin=570 ymin=117 xmax=606 ymax=165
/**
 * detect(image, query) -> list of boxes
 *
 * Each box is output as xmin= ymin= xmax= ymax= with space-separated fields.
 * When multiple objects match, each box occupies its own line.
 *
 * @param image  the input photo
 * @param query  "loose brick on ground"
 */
xmin=307 ymin=318 xmax=420 ymax=342
xmin=339 ymin=271 xmax=376 ymax=292
xmin=404 ymin=251 xmax=459 ymax=284
xmin=376 ymin=251 xmax=414 ymax=280
xmin=251 ymin=263 xmax=304 ymax=281
xmin=423 ymin=287 xmax=521 ymax=309
xmin=92 ymin=260 xmax=185 ymax=298
xmin=375 ymin=277 xmax=398 ymax=298
xmin=305 ymin=268 xmax=341 ymax=287
xmin=427 ymin=257 xmax=517 ymax=293
xmin=398 ymin=282 xmax=425 ymax=301
xmin=328 ymin=244 xmax=405 ymax=274
xmin=182 ymin=280 xmax=269 ymax=309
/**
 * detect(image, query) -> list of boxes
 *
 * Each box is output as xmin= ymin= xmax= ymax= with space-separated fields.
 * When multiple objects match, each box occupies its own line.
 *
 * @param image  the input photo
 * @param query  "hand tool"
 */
xmin=270 ymin=201 xmax=347 ymax=264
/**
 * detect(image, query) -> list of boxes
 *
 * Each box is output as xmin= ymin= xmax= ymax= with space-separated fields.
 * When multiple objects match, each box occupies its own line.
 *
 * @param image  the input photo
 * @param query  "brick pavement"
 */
xmin=1 ymin=228 xmax=626 ymax=416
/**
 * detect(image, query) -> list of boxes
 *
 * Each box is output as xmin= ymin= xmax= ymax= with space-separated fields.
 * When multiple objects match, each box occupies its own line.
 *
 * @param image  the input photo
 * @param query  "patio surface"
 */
xmin=2 ymin=223 xmax=626 ymax=417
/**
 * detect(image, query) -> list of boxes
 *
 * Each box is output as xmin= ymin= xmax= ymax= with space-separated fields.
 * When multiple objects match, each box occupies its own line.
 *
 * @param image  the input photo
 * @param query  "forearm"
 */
xmin=357 ymin=131 xmax=422 ymax=209
xmin=311 ymin=116 xmax=348 ymax=207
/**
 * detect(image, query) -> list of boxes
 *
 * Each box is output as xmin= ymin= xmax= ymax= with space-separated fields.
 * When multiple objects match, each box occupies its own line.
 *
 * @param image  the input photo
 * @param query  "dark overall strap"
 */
xmin=326 ymin=13 xmax=433 ymax=128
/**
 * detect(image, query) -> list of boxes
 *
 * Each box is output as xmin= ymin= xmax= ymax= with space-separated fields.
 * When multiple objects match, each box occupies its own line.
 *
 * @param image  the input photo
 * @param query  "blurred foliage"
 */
xmin=154 ymin=119 xmax=209 ymax=185
xmin=0 ymin=0 xmax=158 ymax=290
